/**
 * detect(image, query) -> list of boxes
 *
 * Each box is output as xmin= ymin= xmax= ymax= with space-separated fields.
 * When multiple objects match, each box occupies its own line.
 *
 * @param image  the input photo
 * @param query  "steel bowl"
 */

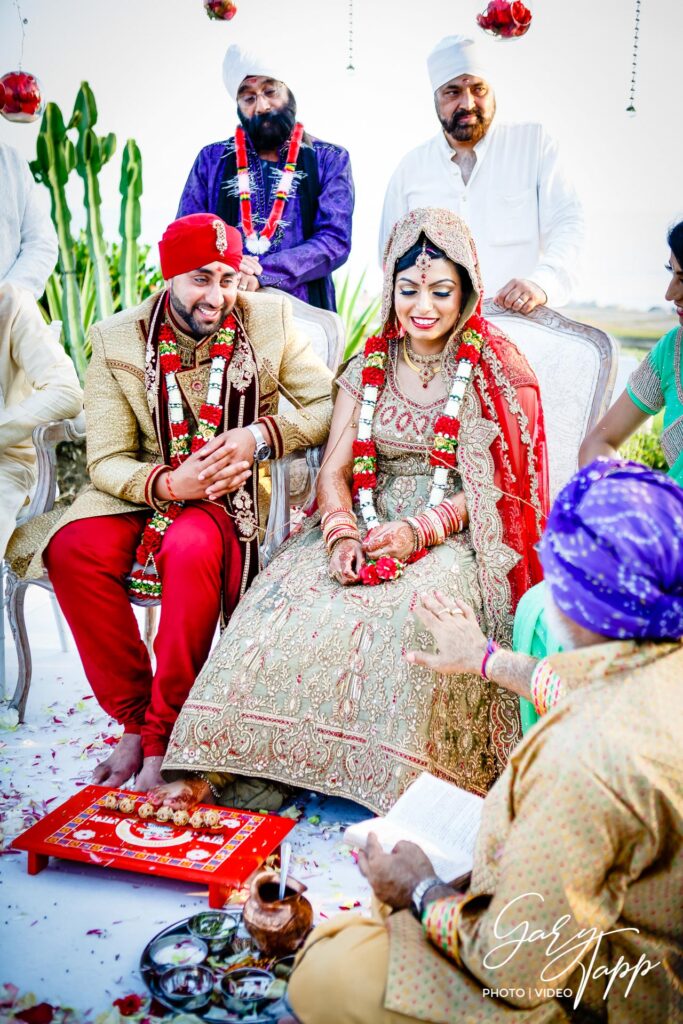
xmin=188 ymin=910 xmax=240 ymax=954
xmin=158 ymin=964 xmax=215 ymax=1010
xmin=219 ymin=967 xmax=275 ymax=1016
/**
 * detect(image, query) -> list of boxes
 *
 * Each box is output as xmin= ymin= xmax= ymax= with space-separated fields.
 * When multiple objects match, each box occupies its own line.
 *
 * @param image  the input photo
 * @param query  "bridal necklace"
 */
xmin=351 ymin=320 xmax=485 ymax=583
xmin=402 ymin=335 xmax=443 ymax=389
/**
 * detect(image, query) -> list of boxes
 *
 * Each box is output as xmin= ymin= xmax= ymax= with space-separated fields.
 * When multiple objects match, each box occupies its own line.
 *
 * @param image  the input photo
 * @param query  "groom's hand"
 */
xmin=198 ymin=428 xmax=256 ymax=498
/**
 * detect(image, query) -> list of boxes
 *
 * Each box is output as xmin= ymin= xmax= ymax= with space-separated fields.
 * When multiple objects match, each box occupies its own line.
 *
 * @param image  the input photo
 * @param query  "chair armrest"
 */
xmin=260 ymin=444 xmax=325 ymax=568
xmin=16 ymin=412 xmax=86 ymax=527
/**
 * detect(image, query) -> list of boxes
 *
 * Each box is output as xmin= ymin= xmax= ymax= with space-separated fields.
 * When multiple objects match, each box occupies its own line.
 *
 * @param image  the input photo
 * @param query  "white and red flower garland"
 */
xmin=235 ymin=122 xmax=305 ymax=255
xmin=128 ymin=313 xmax=236 ymax=601
xmin=351 ymin=320 xmax=484 ymax=585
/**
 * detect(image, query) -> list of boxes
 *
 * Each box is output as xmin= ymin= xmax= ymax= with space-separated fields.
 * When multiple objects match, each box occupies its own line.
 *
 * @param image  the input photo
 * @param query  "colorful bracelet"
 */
xmin=530 ymin=659 xmax=565 ymax=715
xmin=481 ymin=637 xmax=500 ymax=680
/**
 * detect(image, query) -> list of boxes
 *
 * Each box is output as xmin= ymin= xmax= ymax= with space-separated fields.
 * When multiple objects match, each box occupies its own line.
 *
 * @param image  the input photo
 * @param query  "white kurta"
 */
xmin=0 ymin=283 xmax=82 ymax=559
xmin=379 ymin=122 xmax=584 ymax=308
xmin=0 ymin=142 xmax=58 ymax=300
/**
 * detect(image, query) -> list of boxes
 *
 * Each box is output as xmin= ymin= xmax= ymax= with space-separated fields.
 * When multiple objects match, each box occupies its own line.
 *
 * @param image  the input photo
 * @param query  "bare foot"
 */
xmin=146 ymin=776 xmax=212 ymax=810
xmin=92 ymin=733 xmax=143 ymax=788
xmin=132 ymin=756 xmax=166 ymax=792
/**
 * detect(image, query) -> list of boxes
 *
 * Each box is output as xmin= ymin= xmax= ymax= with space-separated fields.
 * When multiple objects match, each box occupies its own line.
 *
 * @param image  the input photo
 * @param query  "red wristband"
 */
xmin=166 ymin=472 xmax=179 ymax=502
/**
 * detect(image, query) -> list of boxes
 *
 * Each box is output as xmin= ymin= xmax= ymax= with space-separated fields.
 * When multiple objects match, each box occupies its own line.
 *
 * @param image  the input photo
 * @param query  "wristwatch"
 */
xmin=246 ymin=423 xmax=272 ymax=462
xmin=411 ymin=875 xmax=444 ymax=919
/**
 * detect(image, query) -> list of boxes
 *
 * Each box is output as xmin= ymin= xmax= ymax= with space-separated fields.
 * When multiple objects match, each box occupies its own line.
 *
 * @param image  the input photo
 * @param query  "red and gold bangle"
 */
xmin=327 ymin=530 xmax=360 ymax=555
xmin=321 ymin=507 xmax=356 ymax=530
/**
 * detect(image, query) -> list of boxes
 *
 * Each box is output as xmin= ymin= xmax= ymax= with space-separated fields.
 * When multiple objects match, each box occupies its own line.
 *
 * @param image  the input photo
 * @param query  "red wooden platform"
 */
xmin=11 ymin=785 xmax=294 ymax=908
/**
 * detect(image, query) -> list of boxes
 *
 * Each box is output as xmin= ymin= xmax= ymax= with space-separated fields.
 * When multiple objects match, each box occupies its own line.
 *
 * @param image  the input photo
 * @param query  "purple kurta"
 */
xmin=178 ymin=133 xmax=354 ymax=310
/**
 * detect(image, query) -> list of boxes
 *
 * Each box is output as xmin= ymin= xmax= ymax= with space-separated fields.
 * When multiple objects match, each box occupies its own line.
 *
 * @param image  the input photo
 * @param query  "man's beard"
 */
xmin=169 ymin=287 xmax=230 ymax=339
xmin=439 ymin=101 xmax=495 ymax=144
xmin=238 ymin=101 xmax=297 ymax=151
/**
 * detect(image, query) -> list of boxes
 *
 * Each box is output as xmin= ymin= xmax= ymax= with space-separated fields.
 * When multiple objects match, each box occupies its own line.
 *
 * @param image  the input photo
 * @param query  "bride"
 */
xmin=154 ymin=207 xmax=549 ymax=814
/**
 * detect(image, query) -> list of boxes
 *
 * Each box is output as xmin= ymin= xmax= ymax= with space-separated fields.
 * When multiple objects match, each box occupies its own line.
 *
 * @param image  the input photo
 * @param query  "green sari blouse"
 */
xmin=627 ymin=325 xmax=683 ymax=484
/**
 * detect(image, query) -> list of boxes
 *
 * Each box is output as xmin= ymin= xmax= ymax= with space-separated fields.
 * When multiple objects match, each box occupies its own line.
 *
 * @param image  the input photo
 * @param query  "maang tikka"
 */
xmin=415 ymin=239 xmax=433 ymax=283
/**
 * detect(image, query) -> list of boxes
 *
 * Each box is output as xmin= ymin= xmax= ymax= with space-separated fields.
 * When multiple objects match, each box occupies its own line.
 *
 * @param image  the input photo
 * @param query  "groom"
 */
xmin=40 ymin=213 xmax=333 ymax=791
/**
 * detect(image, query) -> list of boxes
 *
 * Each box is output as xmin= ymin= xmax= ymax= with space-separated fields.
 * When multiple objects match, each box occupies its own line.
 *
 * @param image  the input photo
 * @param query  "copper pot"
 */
xmin=242 ymin=870 xmax=313 ymax=957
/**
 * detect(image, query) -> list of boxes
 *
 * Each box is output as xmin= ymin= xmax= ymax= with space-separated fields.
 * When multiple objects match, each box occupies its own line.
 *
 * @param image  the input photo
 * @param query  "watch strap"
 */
xmin=411 ymin=874 xmax=444 ymax=918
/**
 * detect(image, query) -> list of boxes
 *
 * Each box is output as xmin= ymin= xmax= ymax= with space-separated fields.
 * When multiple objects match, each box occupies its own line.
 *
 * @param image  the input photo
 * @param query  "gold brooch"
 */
xmin=213 ymin=219 xmax=228 ymax=255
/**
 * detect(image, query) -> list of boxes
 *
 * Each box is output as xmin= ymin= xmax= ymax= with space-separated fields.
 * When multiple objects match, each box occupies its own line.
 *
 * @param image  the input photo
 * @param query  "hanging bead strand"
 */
xmin=12 ymin=0 xmax=27 ymax=70
xmin=626 ymin=0 xmax=641 ymax=115
xmin=346 ymin=0 xmax=355 ymax=71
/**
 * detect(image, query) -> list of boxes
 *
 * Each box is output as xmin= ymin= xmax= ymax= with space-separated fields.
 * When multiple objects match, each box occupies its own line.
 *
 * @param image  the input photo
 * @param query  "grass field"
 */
xmin=564 ymin=305 xmax=676 ymax=349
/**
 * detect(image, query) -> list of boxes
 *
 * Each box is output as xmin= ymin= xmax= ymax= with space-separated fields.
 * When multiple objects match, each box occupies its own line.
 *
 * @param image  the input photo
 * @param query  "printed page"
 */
xmin=344 ymin=773 xmax=484 ymax=879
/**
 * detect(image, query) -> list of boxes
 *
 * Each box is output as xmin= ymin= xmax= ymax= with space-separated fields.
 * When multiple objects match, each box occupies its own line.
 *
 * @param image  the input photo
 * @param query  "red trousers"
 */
xmin=45 ymin=508 xmax=230 ymax=757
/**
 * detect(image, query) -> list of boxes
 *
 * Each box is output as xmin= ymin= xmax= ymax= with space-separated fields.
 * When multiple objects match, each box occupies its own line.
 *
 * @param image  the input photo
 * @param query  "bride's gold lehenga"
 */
xmin=163 ymin=207 xmax=548 ymax=813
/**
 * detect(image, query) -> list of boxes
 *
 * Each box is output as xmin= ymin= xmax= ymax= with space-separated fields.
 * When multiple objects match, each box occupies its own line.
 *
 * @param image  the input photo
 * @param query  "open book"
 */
xmin=343 ymin=772 xmax=484 ymax=882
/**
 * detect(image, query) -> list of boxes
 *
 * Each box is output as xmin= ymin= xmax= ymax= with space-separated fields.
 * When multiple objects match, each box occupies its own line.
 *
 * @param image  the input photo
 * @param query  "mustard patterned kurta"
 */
xmin=289 ymin=640 xmax=683 ymax=1024
xmin=163 ymin=345 xmax=533 ymax=808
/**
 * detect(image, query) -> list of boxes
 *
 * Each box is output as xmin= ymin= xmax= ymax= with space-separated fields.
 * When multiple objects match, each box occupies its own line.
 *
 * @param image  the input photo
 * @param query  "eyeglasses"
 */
xmin=238 ymin=83 xmax=284 ymax=108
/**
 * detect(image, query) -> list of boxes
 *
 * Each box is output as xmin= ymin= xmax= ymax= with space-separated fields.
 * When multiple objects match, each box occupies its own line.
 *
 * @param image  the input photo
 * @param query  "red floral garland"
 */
xmin=235 ymin=122 xmax=305 ymax=253
xmin=128 ymin=313 xmax=236 ymax=600
xmin=351 ymin=318 xmax=485 ymax=585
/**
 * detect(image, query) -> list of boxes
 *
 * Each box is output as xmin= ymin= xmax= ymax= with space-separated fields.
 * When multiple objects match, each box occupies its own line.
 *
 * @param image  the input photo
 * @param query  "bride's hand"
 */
xmin=363 ymin=522 xmax=414 ymax=563
xmin=329 ymin=538 xmax=364 ymax=585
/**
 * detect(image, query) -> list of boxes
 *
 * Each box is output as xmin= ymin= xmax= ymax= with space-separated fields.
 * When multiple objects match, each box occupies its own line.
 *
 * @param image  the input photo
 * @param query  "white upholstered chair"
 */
xmin=482 ymin=300 xmax=618 ymax=499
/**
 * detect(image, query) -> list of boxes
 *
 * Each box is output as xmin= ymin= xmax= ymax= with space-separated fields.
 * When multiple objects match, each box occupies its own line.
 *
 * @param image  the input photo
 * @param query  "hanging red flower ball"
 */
xmin=477 ymin=0 xmax=532 ymax=39
xmin=0 ymin=70 xmax=44 ymax=123
xmin=203 ymin=0 xmax=238 ymax=20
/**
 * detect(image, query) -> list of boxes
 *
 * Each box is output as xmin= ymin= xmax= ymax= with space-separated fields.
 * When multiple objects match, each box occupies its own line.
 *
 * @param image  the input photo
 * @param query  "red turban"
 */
xmin=158 ymin=213 xmax=243 ymax=279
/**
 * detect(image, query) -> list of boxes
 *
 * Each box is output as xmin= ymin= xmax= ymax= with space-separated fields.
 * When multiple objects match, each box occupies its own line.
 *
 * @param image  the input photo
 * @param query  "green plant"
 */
xmin=31 ymin=103 xmax=87 ymax=380
xmin=70 ymin=82 xmax=116 ymax=321
xmin=620 ymin=414 xmax=667 ymax=472
xmin=119 ymin=139 xmax=144 ymax=308
xmin=38 ymin=233 xmax=162 ymax=345
xmin=32 ymin=83 xmax=149 ymax=381
xmin=334 ymin=270 xmax=381 ymax=361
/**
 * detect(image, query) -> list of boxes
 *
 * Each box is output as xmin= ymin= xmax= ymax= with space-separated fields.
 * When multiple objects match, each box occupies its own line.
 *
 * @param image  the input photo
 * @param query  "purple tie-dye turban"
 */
xmin=538 ymin=459 xmax=683 ymax=640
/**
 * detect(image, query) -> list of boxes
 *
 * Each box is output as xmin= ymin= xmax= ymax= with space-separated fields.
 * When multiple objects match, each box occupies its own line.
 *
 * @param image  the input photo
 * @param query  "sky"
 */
xmin=1 ymin=0 xmax=681 ymax=310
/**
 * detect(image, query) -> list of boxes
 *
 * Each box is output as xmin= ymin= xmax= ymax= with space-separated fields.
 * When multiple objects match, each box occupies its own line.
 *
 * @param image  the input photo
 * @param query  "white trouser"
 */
xmin=0 ymin=455 xmax=35 ymax=561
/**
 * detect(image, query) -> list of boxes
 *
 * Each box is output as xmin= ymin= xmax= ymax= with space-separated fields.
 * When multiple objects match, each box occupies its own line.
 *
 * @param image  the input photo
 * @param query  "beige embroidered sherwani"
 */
xmin=30 ymin=289 xmax=333 ymax=574
xmin=0 ymin=283 xmax=82 ymax=560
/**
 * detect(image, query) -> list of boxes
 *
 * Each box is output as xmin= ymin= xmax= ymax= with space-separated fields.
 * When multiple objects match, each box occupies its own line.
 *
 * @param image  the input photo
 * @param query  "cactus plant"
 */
xmin=70 ymin=82 xmax=116 ymax=321
xmin=119 ymin=139 xmax=143 ymax=309
xmin=30 ymin=103 xmax=88 ymax=380
xmin=334 ymin=269 xmax=382 ymax=360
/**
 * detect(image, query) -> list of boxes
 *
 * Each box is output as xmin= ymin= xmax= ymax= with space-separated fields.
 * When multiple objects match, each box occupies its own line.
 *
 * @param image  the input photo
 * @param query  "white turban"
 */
xmin=222 ymin=44 xmax=285 ymax=101
xmin=427 ymin=35 xmax=493 ymax=93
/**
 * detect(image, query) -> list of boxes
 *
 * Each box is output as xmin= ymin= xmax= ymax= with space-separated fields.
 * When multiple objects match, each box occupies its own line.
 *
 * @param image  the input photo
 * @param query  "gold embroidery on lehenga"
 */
xmin=164 ymin=349 xmax=518 ymax=810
